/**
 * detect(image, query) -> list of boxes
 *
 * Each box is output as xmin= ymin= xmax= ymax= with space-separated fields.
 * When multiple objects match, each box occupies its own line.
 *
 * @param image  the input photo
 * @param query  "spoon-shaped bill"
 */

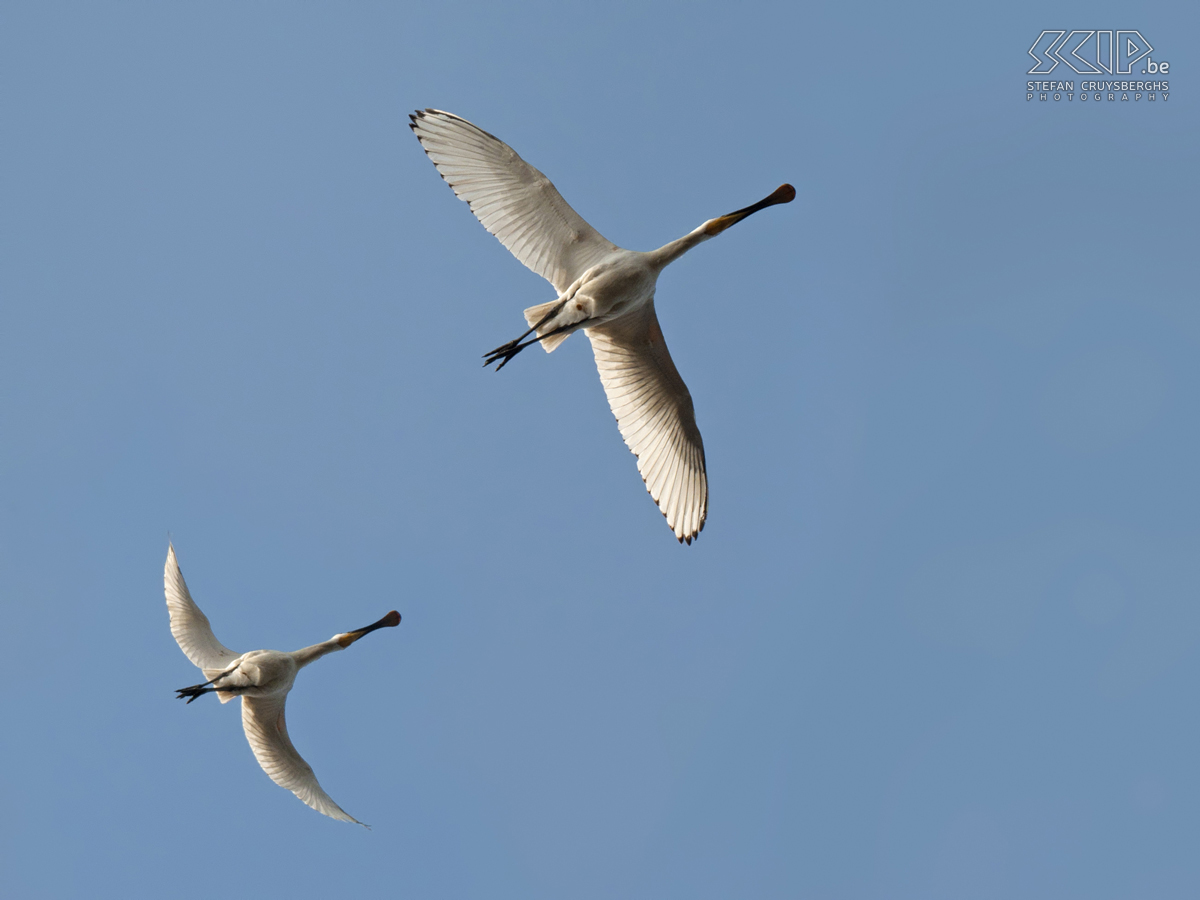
xmin=336 ymin=610 xmax=402 ymax=647
xmin=704 ymin=183 xmax=796 ymax=235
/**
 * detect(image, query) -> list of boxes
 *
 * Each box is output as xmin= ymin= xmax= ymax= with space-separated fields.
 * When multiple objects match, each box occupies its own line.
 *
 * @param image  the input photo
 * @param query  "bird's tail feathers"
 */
xmin=198 ymin=667 xmax=241 ymax=703
xmin=539 ymin=332 xmax=571 ymax=352
xmin=523 ymin=300 xmax=572 ymax=353
xmin=523 ymin=299 xmax=559 ymax=329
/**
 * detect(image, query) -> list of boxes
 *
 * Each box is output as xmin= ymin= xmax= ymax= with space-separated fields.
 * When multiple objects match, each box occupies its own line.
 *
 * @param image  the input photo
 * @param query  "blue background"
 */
xmin=2 ymin=2 xmax=1197 ymax=897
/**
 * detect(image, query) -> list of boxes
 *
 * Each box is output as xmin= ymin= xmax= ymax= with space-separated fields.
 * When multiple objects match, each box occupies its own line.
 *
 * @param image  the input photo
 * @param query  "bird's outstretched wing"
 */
xmin=241 ymin=694 xmax=363 ymax=825
xmin=410 ymin=108 xmax=619 ymax=294
xmin=164 ymin=544 xmax=241 ymax=679
xmin=587 ymin=301 xmax=707 ymax=543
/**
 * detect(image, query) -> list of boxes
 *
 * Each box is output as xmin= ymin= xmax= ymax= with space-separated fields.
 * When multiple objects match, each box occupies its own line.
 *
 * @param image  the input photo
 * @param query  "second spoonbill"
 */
xmin=165 ymin=544 xmax=401 ymax=825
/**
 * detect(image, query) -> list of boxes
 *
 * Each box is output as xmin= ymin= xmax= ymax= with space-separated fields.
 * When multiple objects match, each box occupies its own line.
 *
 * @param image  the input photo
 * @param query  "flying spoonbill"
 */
xmin=410 ymin=109 xmax=794 ymax=543
xmin=165 ymin=544 xmax=400 ymax=825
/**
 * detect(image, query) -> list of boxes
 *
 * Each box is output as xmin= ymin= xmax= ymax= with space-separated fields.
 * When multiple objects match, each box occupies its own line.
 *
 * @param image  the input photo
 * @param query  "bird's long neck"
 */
xmin=292 ymin=640 xmax=344 ymax=669
xmin=649 ymin=184 xmax=796 ymax=270
xmin=290 ymin=611 xmax=401 ymax=669
xmin=648 ymin=226 xmax=713 ymax=269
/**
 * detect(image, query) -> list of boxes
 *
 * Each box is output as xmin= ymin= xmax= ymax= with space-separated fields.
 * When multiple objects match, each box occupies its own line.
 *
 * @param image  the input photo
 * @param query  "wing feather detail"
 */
xmin=164 ymin=545 xmax=241 ymax=679
xmin=241 ymin=695 xmax=363 ymax=826
xmin=410 ymin=109 xmax=618 ymax=294
xmin=587 ymin=302 xmax=707 ymax=543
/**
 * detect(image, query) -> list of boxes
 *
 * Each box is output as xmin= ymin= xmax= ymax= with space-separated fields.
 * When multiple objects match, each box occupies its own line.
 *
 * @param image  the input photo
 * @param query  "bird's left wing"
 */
xmin=164 ymin=544 xmax=241 ymax=679
xmin=587 ymin=301 xmax=708 ymax=543
xmin=410 ymin=109 xmax=619 ymax=294
xmin=241 ymin=694 xmax=364 ymax=826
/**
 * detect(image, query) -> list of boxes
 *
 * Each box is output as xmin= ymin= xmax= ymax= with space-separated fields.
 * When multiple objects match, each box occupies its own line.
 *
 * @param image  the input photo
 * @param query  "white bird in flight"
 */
xmin=410 ymin=109 xmax=794 ymax=544
xmin=164 ymin=544 xmax=400 ymax=825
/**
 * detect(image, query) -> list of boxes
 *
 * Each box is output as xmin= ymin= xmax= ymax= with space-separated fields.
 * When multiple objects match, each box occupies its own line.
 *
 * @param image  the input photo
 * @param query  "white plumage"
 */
xmin=164 ymin=544 xmax=400 ymax=825
xmin=411 ymin=109 xmax=794 ymax=543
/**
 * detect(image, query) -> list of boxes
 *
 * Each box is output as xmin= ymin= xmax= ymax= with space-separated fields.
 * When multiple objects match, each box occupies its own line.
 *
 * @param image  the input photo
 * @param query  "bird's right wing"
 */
xmin=410 ymin=109 xmax=619 ymax=294
xmin=164 ymin=544 xmax=240 ymax=679
xmin=587 ymin=301 xmax=708 ymax=543
xmin=241 ymin=694 xmax=363 ymax=826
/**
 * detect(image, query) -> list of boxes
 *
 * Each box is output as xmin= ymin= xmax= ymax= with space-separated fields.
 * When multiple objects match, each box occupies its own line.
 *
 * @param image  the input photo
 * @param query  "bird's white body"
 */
xmin=164 ymin=544 xmax=400 ymax=825
xmin=522 ymin=249 xmax=660 ymax=349
xmin=411 ymin=109 xmax=794 ymax=543
xmin=207 ymin=649 xmax=298 ymax=699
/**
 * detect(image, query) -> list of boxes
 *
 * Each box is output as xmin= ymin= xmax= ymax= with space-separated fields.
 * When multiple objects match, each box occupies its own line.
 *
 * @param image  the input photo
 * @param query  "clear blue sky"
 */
xmin=2 ymin=2 xmax=1197 ymax=897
